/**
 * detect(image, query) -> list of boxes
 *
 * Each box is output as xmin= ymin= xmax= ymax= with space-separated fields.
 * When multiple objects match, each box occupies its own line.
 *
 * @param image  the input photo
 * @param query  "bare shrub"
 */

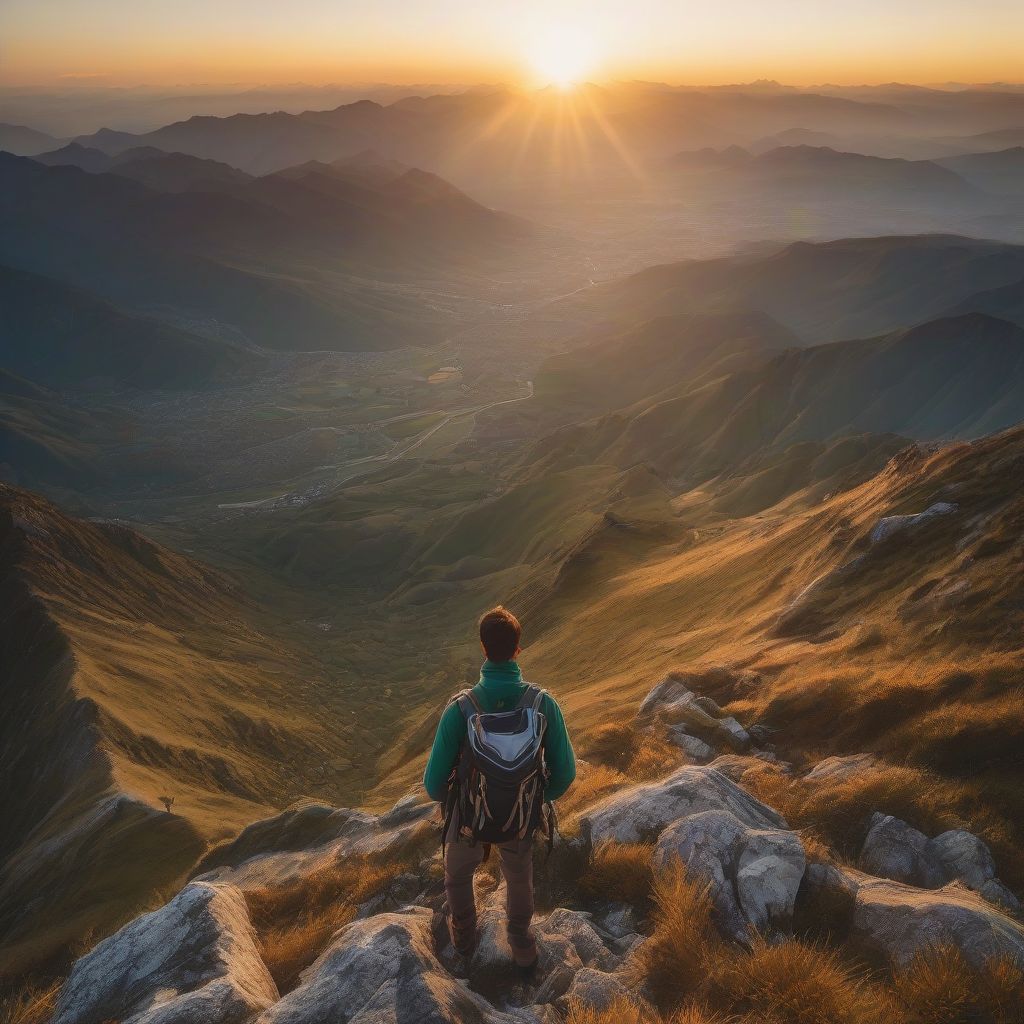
xmin=704 ymin=937 xmax=890 ymax=1024
xmin=890 ymin=944 xmax=1024 ymax=1024
xmin=565 ymin=994 xmax=662 ymax=1024
xmin=0 ymin=982 xmax=60 ymax=1024
xmin=578 ymin=841 xmax=656 ymax=916
xmin=582 ymin=722 xmax=682 ymax=782
xmin=629 ymin=860 xmax=722 ymax=1011
xmin=245 ymin=823 xmax=434 ymax=993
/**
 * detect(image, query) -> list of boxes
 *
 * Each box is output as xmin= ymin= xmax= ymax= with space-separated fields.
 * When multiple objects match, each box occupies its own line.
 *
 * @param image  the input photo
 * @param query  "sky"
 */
xmin=2 ymin=0 xmax=1022 ymax=89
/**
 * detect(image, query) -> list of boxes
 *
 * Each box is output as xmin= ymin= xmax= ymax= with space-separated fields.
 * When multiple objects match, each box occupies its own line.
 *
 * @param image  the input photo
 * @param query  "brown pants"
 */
xmin=444 ymin=822 xmax=537 ymax=965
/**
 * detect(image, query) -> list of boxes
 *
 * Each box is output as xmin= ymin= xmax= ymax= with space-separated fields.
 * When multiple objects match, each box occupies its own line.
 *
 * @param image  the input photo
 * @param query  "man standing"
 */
xmin=423 ymin=606 xmax=576 ymax=970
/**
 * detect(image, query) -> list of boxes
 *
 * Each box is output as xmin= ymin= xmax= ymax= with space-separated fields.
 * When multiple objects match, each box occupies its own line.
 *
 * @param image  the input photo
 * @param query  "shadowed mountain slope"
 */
xmin=938 ymin=146 xmax=1024 ymax=195
xmin=0 ymin=264 xmax=257 ymax=389
xmin=601 ymin=313 xmax=1024 ymax=480
xmin=558 ymin=234 xmax=1024 ymax=343
xmin=0 ymin=486 xmax=354 ymax=980
xmin=0 ymin=153 xmax=532 ymax=351
xmin=672 ymin=144 xmax=977 ymax=198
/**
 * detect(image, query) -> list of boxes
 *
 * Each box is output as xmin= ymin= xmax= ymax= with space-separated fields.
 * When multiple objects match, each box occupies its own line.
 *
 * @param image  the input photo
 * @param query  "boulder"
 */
xmin=929 ymin=829 xmax=997 ymax=890
xmin=53 ymin=882 xmax=278 ymax=1024
xmin=260 ymin=908 xmax=525 ymax=1024
xmin=666 ymin=726 xmax=715 ymax=762
xmin=583 ymin=766 xmax=786 ymax=845
xmin=852 ymin=878 xmax=1024 ymax=969
xmin=804 ymin=753 xmax=876 ymax=784
xmin=860 ymin=813 xmax=944 ymax=889
xmin=559 ymin=968 xmax=642 ymax=1014
xmin=654 ymin=809 xmax=805 ymax=943
xmin=472 ymin=894 xmax=621 ymax=1003
xmin=638 ymin=677 xmax=751 ymax=751
xmin=869 ymin=502 xmax=958 ymax=545
xmin=859 ymin=817 xmax=1020 ymax=911
xmin=981 ymin=879 xmax=1023 ymax=915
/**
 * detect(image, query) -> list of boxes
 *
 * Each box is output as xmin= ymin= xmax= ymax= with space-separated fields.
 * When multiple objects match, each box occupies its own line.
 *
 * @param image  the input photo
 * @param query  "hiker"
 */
xmin=423 ymin=605 xmax=576 ymax=970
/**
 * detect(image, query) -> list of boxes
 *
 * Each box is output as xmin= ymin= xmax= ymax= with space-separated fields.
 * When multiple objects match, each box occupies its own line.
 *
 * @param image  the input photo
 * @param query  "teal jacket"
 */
xmin=423 ymin=660 xmax=576 ymax=802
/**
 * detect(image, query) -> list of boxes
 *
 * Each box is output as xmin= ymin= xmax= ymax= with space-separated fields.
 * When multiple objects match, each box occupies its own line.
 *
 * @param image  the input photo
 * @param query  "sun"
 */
xmin=526 ymin=24 xmax=598 ymax=90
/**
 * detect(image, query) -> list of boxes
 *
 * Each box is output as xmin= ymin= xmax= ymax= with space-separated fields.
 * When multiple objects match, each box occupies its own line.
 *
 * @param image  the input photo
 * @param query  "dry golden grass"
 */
xmin=558 ymin=762 xmax=630 ymax=818
xmin=579 ymin=842 xmax=656 ymax=916
xmin=245 ymin=823 xmax=435 ymax=992
xmin=565 ymin=995 xmax=662 ymax=1024
xmin=581 ymin=722 xmax=683 ymax=781
xmin=668 ymin=1010 xmax=735 ymax=1024
xmin=890 ymin=945 xmax=1024 ymax=1024
xmin=0 ymin=982 xmax=60 ymax=1024
xmin=629 ymin=861 xmax=723 ymax=1011
xmin=743 ymin=762 xmax=1005 ymax=866
xmin=703 ymin=938 xmax=887 ymax=1024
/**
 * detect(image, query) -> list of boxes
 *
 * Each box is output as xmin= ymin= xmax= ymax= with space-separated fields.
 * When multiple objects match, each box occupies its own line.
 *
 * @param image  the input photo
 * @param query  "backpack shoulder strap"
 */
xmin=453 ymin=688 xmax=483 ymax=720
xmin=517 ymin=683 xmax=547 ymax=711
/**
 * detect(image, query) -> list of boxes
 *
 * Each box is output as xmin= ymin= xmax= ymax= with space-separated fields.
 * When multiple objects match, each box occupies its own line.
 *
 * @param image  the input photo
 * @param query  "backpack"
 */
xmin=441 ymin=683 xmax=557 ymax=854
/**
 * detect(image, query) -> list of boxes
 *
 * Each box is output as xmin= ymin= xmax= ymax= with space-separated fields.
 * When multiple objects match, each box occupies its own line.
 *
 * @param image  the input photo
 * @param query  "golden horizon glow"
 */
xmin=526 ymin=24 xmax=600 ymax=90
xmin=1 ymin=0 xmax=1022 ymax=90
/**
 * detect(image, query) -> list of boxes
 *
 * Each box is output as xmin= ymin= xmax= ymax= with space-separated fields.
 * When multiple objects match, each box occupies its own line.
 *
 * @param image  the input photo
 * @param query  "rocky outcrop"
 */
xmin=667 ymin=727 xmax=715 ymax=762
xmin=197 ymin=796 xmax=435 ymax=891
xmin=638 ymin=676 xmax=751 ymax=752
xmin=53 ymin=882 xmax=278 ymax=1024
xmin=260 ymin=908 xmax=529 ymax=1024
xmin=654 ymin=809 xmax=806 ymax=943
xmin=804 ymin=753 xmax=876 ymax=784
xmin=869 ymin=501 xmax=958 ymax=545
xmin=582 ymin=765 xmax=786 ymax=844
xmin=852 ymin=877 xmax=1024 ymax=969
xmin=860 ymin=814 xmax=946 ymax=889
xmin=859 ymin=814 xmax=1020 ymax=912
xmin=559 ymin=968 xmax=642 ymax=1014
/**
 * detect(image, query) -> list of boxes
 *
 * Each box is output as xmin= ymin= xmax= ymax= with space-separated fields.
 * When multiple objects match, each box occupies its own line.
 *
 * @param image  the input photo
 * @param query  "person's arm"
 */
xmin=541 ymin=694 xmax=576 ymax=801
xmin=423 ymin=701 xmax=466 ymax=801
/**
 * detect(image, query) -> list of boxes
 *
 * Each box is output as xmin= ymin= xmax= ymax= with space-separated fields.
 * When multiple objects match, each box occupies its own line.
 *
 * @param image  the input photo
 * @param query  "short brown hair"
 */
xmin=479 ymin=606 xmax=522 ymax=662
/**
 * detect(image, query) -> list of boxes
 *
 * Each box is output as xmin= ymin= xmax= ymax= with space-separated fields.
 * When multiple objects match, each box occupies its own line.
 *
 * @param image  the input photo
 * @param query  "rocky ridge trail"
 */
xmin=51 ymin=673 xmax=1024 ymax=1024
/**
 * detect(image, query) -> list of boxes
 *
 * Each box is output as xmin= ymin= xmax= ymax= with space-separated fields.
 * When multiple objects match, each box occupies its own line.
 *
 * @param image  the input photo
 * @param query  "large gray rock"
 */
xmin=869 ymin=502 xmax=958 ymax=545
xmin=929 ymin=829 xmax=997 ymax=891
xmin=472 ymin=892 xmax=621 ymax=1004
xmin=260 ymin=908 xmax=526 ymax=1024
xmin=53 ymin=882 xmax=278 ymax=1024
xmin=559 ymin=968 xmax=644 ymax=1014
xmin=860 ymin=813 xmax=945 ymax=888
xmin=582 ymin=766 xmax=786 ymax=845
xmin=654 ymin=809 xmax=806 ymax=943
xmin=667 ymin=726 xmax=715 ymax=762
xmin=638 ymin=677 xmax=751 ymax=752
xmin=853 ymin=878 xmax=1024 ymax=969
xmin=804 ymin=753 xmax=877 ymax=784
xmin=860 ymin=816 xmax=1020 ymax=911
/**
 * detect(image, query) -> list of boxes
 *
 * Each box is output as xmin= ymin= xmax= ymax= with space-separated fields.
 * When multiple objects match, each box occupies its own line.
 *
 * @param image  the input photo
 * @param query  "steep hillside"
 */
xmin=0 ymin=370 xmax=129 ymax=492
xmin=557 ymin=234 xmax=1024 ymax=343
xmin=938 ymin=146 xmax=1024 ymax=195
xmin=0 ymin=486 xmax=364 ymax=979
xmin=0 ymin=264 xmax=257 ymax=389
xmin=0 ymin=153 xmax=536 ymax=353
xmin=375 ymin=427 xmax=1024 ymax=892
xmin=672 ymin=145 xmax=977 ymax=198
xmin=530 ymin=312 xmax=794 ymax=425
xmin=603 ymin=313 xmax=1024 ymax=481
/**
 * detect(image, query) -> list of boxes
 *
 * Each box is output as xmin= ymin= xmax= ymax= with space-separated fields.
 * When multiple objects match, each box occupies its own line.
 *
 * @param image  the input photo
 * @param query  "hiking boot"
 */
xmin=448 ymin=910 xmax=478 ymax=957
xmin=508 ymin=927 xmax=538 ymax=974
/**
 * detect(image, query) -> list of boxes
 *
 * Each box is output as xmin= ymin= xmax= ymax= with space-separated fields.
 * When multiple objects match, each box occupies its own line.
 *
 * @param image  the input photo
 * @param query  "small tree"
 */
xmin=158 ymin=795 xmax=175 ymax=813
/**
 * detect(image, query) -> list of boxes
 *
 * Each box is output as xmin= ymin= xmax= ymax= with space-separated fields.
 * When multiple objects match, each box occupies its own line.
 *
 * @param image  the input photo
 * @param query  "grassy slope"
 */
xmin=373 ymin=427 xmax=1024 ymax=890
xmin=0 ymin=485 xmax=358 ymax=979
